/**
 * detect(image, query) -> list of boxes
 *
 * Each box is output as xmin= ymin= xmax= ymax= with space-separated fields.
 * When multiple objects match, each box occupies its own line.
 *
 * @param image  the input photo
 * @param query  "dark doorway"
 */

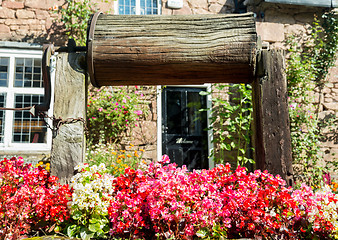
xmin=162 ymin=87 xmax=209 ymax=170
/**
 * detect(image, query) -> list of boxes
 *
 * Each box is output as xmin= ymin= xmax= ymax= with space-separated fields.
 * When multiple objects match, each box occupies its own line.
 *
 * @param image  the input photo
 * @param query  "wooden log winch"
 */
xmin=86 ymin=12 xmax=258 ymax=87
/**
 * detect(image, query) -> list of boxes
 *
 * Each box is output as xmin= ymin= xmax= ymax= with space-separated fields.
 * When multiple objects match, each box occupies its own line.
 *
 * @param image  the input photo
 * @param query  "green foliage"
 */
xmin=312 ymin=13 xmax=338 ymax=86
xmin=56 ymin=0 xmax=98 ymax=46
xmin=87 ymin=86 xmax=144 ymax=145
xmin=201 ymin=83 xmax=254 ymax=167
xmin=86 ymin=143 xmax=146 ymax=177
xmin=286 ymin=11 xmax=338 ymax=186
xmin=196 ymin=224 xmax=227 ymax=239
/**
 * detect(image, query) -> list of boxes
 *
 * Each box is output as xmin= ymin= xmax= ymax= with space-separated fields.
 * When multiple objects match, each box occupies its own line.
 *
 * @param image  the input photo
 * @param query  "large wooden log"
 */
xmin=87 ymin=13 xmax=257 ymax=87
xmin=252 ymin=49 xmax=294 ymax=186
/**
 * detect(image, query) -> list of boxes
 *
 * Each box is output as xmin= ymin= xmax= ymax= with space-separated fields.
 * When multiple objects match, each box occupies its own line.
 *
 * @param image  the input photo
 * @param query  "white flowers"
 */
xmin=69 ymin=163 xmax=114 ymax=214
xmin=307 ymin=185 xmax=338 ymax=237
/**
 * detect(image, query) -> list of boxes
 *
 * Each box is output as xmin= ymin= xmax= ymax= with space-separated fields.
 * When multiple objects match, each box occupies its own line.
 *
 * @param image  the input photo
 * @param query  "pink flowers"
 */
xmin=106 ymin=159 xmax=338 ymax=239
xmin=133 ymin=110 xmax=143 ymax=116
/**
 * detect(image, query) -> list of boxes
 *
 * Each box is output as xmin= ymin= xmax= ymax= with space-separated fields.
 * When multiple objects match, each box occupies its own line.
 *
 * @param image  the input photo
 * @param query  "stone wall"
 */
xmin=119 ymin=86 xmax=158 ymax=162
xmin=0 ymin=0 xmax=114 ymax=45
xmin=0 ymin=0 xmax=65 ymax=45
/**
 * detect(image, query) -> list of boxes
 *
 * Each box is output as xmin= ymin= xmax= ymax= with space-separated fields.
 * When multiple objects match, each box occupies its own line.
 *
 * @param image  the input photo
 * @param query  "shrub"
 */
xmin=87 ymin=86 xmax=144 ymax=145
xmin=86 ymin=142 xmax=146 ymax=177
xmin=105 ymin=156 xmax=338 ymax=239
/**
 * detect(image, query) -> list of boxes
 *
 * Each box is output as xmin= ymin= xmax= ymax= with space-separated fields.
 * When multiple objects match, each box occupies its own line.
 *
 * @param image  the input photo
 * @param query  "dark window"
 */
xmin=162 ymin=87 xmax=209 ymax=170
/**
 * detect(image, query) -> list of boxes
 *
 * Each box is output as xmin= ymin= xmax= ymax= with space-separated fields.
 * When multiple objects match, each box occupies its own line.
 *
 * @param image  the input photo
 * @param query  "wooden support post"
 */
xmin=252 ymin=49 xmax=294 ymax=186
xmin=51 ymin=52 xmax=86 ymax=184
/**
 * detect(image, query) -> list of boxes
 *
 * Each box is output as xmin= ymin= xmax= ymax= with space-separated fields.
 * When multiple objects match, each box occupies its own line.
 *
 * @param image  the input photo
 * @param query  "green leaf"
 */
xmin=72 ymin=210 xmax=83 ymax=220
xmin=80 ymin=228 xmax=94 ymax=240
xmin=196 ymin=229 xmax=207 ymax=238
xmin=67 ymin=224 xmax=78 ymax=237
xmin=199 ymin=91 xmax=210 ymax=96
xmin=88 ymin=222 xmax=101 ymax=232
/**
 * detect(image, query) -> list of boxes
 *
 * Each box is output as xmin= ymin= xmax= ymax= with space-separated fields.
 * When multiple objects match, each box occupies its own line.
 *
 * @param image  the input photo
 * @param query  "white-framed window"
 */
xmin=0 ymin=47 xmax=53 ymax=153
xmin=116 ymin=0 xmax=161 ymax=15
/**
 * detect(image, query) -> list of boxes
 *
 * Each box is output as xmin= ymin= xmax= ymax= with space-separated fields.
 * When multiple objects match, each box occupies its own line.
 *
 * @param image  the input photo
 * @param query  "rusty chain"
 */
xmin=0 ymin=106 xmax=87 ymax=138
xmin=38 ymin=112 xmax=87 ymax=138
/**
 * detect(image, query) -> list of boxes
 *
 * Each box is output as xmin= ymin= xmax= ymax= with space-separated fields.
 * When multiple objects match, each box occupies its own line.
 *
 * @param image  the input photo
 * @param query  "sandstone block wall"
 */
xmin=0 ymin=0 xmax=114 ymax=45
xmin=0 ymin=0 xmax=66 ymax=45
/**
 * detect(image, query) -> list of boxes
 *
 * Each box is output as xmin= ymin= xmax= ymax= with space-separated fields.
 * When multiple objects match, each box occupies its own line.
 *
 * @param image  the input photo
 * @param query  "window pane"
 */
xmin=119 ymin=5 xmax=124 ymax=14
xmin=14 ymin=58 xmax=43 ymax=88
xmin=0 ymin=93 xmax=5 ymax=143
xmin=119 ymin=0 xmax=137 ymax=15
xmin=166 ymin=91 xmax=183 ymax=134
xmin=0 ymin=57 xmax=9 ymax=87
xmin=125 ymin=6 xmax=130 ymax=14
xmin=13 ymin=94 xmax=47 ymax=143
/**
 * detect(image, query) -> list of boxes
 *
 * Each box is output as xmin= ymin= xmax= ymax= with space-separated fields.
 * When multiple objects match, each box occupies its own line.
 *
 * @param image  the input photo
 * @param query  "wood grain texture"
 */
xmin=252 ymin=50 xmax=294 ymax=186
xmin=51 ymin=53 xmax=86 ymax=184
xmin=88 ymin=13 xmax=257 ymax=86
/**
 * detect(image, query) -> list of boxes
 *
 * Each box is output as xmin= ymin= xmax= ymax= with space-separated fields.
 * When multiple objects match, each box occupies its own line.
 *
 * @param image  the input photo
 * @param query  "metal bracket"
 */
xmin=33 ymin=40 xmax=87 ymax=118
xmin=87 ymin=12 xmax=102 ymax=88
xmin=34 ymin=44 xmax=54 ymax=117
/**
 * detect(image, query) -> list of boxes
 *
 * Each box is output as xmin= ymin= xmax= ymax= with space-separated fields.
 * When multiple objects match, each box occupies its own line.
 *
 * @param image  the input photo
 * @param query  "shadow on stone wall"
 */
xmin=21 ymin=21 xmax=67 ymax=46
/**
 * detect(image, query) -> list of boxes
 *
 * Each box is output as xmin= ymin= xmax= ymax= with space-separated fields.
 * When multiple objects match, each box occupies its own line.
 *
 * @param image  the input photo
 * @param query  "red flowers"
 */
xmin=2 ymin=156 xmax=338 ymax=239
xmin=0 ymin=157 xmax=71 ymax=239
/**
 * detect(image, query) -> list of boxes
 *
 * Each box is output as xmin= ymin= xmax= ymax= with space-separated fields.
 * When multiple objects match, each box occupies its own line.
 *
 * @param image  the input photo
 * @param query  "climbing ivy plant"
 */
xmin=201 ymin=84 xmax=254 ymax=168
xmin=55 ymin=0 xmax=107 ymax=46
xmin=287 ymin=11 xmax=338 ymax=187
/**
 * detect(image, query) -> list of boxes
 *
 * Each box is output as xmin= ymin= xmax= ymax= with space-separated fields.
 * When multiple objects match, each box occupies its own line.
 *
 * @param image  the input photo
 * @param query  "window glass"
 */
xmin=119 ymin=0 xmax=158 ymax=15
xmin=166 ymin=91 xmax=182 ymax=134
xmin=119 ymin=0 xmax=136 ymax=14
xmin=13 ymin=94 xmax=46 ymax=143
xmin=0 ymin=57 xmax=9 ymax=87
xmin=0 ymin=93 xmax=5 ymax=143
xmin=140 ymin=0 xmax=158 ymax=15
xmin=14 ymin=58 xmax=43 ymax=88
xmin=152 ymin=0 xmax=158 ymax=14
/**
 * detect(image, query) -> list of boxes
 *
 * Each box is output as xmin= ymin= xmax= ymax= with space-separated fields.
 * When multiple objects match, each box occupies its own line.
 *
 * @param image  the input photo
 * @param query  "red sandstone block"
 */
xmin=16 ymin=9 xmax=35 ymax=19
xmin=0 ymin=7 xmax=15 ymax=18
xmin=2 ymin=1 xmax=24 ymax=9
xmin=25 ymin=0 xmax=63 ymax=10
xmin=0 ymin=23 xmax=11 ymax=39
xmin=0 ymin=23 xmax=10 ymax=33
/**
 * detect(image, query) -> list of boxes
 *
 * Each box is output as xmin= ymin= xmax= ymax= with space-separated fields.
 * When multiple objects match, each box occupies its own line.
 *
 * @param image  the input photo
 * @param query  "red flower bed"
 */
xmin=1 ymin=156 xmax=338 ymax=240
xmin=0 ymin=157 xmax=71 ymax=240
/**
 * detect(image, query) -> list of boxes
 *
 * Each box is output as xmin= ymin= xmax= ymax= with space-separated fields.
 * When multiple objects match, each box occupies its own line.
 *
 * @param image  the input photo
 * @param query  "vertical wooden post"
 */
xmin=252 ymin=49 xmax=294 ymax=186
xmin=50 ymin=52 xmax=87 ymax=184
